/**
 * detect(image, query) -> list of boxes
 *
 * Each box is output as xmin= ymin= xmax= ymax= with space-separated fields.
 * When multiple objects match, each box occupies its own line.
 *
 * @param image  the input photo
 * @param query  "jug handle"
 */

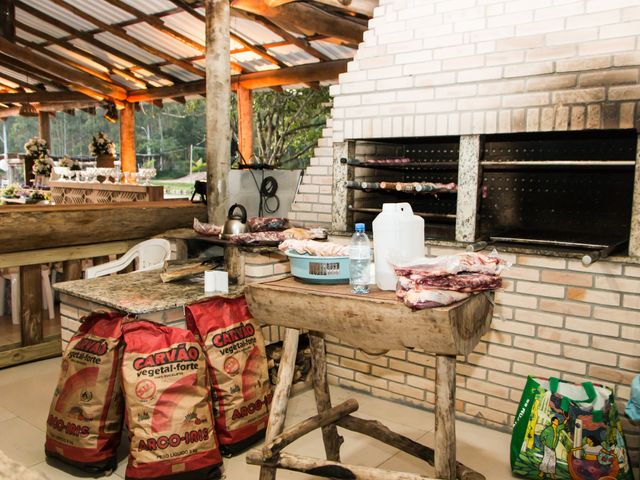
xmin=397 ymin=202 xmax=413 ymax=214
xmin=228 ymin=203 xmax=248 ymax=223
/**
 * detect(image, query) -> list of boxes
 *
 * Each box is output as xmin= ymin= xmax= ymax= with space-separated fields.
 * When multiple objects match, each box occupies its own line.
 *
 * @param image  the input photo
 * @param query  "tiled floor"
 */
xmin=0 ymin=357 xmax=515 ymax=479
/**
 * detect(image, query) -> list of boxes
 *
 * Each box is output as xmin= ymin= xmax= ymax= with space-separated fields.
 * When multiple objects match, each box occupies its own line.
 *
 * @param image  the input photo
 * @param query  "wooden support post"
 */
xmin=20 ymin=264 xmax=43 ymax=346
xmin=332 ymin=140 xmax=355 ymax=232
xmin=120 ymin=102 xmax=136 ymax=173
xmin=455 ymin=135 xmax=483 ymax=243
xmin=629 ymin=134 xmax=640 ymax=256
xmin=259 ymin=328 xmax=300 ymax=480
xmin=435 ymin=355 xmax=457 ymax=480
xmin=0 ymin=0 xmax=15 ymax=41
xmin=309 ymin=331 xmax=343 ymax=462
xmin=62 ymin=260 xmax=83 ymax=282
xmin=237 ymin=86 xmax=253 ymax=163
xmin=224 ymin=246 xmax=245 ymax=286
xmin=337 ymin=415 xmax=484 ymax=480
xmin=38 ymin=111 xmax=51 ymax=145
xmin=205 ymin=0 xmax=231 ymax=225
xmin=262 ymin=399 xmax=359 ymax=460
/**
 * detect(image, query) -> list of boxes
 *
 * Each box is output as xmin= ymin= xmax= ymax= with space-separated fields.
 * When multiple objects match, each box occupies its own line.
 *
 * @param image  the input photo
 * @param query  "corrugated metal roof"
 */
xmin=1 ymin=0 xmax=364 ymax=103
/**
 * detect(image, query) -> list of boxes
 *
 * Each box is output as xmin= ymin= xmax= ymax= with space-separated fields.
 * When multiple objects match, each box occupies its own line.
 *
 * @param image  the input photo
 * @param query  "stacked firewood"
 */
xmin=266 ymin=334 xmax=312 ymax=385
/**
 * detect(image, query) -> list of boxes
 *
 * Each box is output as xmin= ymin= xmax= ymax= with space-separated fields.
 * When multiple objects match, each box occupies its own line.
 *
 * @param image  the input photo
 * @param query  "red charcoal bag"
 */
xmin=121 ymin=320 xmax=223 ymax=480
xmin=45 ymin=311 xmax=125 ymax=473
xmin=186 ymin=296 xmax=273 ymax=456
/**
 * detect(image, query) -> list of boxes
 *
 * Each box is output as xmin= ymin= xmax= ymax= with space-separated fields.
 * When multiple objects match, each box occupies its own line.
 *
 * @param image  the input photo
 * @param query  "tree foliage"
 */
xmin=1 ymin=86 xmax=330 ymax=175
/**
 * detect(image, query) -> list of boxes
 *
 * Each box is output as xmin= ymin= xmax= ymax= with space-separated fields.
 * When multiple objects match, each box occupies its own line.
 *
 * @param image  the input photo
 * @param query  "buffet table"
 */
xmin=49 ymin=180 xmax=163 ymax=204
xmin=244 ymin=278 xmax=494 ymax=480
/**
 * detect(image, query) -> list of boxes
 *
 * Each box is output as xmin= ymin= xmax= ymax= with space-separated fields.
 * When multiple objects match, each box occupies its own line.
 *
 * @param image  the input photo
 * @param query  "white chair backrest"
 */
xmin=84 ymin=238 xmax=171 ymax=279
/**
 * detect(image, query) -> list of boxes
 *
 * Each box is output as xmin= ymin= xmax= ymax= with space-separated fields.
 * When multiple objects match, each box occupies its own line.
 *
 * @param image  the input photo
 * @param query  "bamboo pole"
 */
xmin=120 ymin=102 xmax=136 ymax=173
xmin=205 ymin=0 xmax=230 ymax=225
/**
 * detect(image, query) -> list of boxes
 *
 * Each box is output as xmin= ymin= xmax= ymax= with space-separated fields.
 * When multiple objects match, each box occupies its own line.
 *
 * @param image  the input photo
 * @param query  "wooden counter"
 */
xmin=49 ymin=180 xmax=163 ymax=204
xmin=0 ymin=200 xmax=206 ymax=254
xmin=245 ymin=278 xmax=493 ymax=480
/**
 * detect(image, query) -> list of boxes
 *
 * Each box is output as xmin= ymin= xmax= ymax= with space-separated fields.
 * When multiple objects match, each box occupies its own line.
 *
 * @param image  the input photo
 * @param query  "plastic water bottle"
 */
xmin=349 ymin=223 xmax=371 ymax=294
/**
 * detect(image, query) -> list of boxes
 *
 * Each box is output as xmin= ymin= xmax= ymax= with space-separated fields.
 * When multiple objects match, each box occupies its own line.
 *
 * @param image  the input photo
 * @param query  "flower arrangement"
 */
xmin=24 ymin=137 xmax=53 ymax=177
xmin=89 ymin=132 xmax=116 ymax=157
xmin=59 ymin=155 xmax=81 ymax=170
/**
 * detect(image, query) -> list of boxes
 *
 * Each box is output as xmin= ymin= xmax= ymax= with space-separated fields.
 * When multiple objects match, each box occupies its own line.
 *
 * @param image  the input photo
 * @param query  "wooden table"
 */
xmin=244 ymin=278 xmax=493 ymax=480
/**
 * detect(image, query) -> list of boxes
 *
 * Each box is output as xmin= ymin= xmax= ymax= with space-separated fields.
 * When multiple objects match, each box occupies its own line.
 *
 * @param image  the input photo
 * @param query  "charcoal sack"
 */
xmin=45 ymin=312 xmax=125 ymax=473
xmin=186 ymin=296 xmax=272 ymax=456
xmin=121 ymin=320 xmax=222 ymax=480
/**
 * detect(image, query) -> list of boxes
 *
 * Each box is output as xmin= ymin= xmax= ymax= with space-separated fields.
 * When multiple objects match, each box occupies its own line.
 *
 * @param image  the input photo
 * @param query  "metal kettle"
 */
xmin=221 ymin=203 xmax=248 ymax=238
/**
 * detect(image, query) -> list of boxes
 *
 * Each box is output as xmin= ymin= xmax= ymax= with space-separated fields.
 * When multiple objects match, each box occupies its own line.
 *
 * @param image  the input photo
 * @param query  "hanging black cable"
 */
xmin=260 ymin=175 xmax=279 ymax=214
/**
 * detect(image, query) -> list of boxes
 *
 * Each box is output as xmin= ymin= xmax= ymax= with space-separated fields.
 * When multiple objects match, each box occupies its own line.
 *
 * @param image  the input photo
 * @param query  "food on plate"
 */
xmin=194 ymin=218 xmax=222 ymax=237
xmin=279 ymin=239 xmax=350 ymax=257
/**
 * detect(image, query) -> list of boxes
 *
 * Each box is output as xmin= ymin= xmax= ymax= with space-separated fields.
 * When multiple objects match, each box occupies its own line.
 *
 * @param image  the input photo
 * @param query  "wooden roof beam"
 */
xmin=0 ymin=91 xmax=94 ymax=103
xmin=0 ymin=53 xmax=70 ymax=91
xmin=127 ymin=58 xmax=348 ymax=102
xmin=0 ymin=38 xmax=127 ymax=99
xmin=47 ymin=0 xmax=205 ymax=78
xmin=17 ymin=20 xmax=151 ymax=89
xmin=16 ymin=0 xmax=183 ymax=84
xmin=38 ymin=6 xmax=184 ymax=47
xmin=0 ymin=0 xmax=15 ymax=41
xmin=232 ymin=10 xmax=331 ymax=62
xmin=230 ymin=31 xmax=287 ymax=68
xmin=102 ymin=0 xmax=205 ymax=53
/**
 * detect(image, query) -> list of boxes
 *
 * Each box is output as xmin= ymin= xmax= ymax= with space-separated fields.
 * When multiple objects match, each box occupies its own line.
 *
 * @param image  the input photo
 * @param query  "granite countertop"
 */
xmin=53 ymin=269 xmax=241 ymax=314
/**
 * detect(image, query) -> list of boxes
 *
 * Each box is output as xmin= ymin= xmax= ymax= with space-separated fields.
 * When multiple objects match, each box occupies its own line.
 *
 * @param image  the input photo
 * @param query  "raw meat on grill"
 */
xmin=248 ymin=217 xmax=290 ymax=232
xmin=364 ymin=158 xmax=411 ymax=164
xmin=279 ymin=239 xmax=350 ymax=257
xmin=403 ymin=289 xmax=471 ymax=309
xmin=193 ymin=217 xmax=222 ymax=236
xmin=377 ymin=181 xmax=457 ymax=193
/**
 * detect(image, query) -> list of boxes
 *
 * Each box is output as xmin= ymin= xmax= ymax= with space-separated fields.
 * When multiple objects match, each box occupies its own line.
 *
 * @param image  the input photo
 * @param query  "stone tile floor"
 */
xmin=0 ymin=357 xmax=515 ymax=479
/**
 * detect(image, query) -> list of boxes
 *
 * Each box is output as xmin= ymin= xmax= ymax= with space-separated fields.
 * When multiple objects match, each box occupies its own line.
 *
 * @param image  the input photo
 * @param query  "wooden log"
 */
xmin=309 ymin=331 xmax=343 ymax=462
xmin=262 ymin=399 xmax=359 ymax=459
xmin=237 ymin=86 xmax=253 ymax=163
xmin=120 ymin=102 xmax=136 ymax=173
xmin=0 ymin=37 xmax=127 ymax=100
xmin=244 ymin=278 xmax=493 ymax=356
xmin=224 ymin=245 xmax=245 ymax=286
xmin=0 ymin=339 xmax=61 ymax=369
xmin=62 ymin=260 xmax=83 ymax=282
xmin=0 ymin=201 xmax=207 ymax=254
xmin=336 ymin=415 xmax=484 ymax=480
xmin=20 ymin=264 xmax=43 ymax=346
xmin=126 ymin=60 xmax=349 ymax=102
xmin=205 ymin=0 xmax=231 ymax=225
xmin=247 ymin=450 xmax=439 ymax=480
xmin=259 ymin=327 xmax=300 ymax=480
xmin=435 ymin=355 xmax=457 ymax=480
xmin=0 ymin=0 xmax=15 ymax=40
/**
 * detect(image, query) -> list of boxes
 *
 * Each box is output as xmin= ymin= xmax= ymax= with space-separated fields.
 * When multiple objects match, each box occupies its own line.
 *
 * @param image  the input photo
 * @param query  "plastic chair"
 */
xmin=0 ymin=266 xmax=55 ymax=325
xmin=84 ymin=239 xmax=171 ymax=279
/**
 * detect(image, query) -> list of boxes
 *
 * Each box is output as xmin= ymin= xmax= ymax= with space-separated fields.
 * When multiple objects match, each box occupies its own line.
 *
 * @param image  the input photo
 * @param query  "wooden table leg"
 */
xmin=435 ymin=354 xmax=456 ymax=480
xmin=20 ymin=265 xmax=43 ymax=346
xmin=308 ymin=331 xmax=343 ymax=462
xmin=259 ymin=328 xmax=300 ymax=480
xmin=62 ymin=259 xmax=83 ymax=281
xmin=225 ymin=246 xmax=245 ymax=286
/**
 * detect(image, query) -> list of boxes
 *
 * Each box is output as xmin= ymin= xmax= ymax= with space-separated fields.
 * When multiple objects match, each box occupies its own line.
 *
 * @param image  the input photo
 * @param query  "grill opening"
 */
xmin=346 ymin=136 xmax=460 ymax=241
xmin=478 ymin=129 xmax=636 ymax=251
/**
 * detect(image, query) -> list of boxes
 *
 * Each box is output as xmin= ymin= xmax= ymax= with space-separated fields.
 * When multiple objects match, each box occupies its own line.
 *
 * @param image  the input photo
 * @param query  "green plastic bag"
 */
xmin=510 ymin=376 xmax=633 ymax=480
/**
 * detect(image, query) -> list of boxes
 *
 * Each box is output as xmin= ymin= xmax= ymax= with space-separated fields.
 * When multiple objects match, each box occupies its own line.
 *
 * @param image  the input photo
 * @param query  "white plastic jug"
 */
xmin=372 ymin=203 xmax=425 ymax=290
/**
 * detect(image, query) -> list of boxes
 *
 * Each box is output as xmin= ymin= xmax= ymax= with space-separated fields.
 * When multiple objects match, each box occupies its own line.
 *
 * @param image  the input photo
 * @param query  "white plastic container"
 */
xmin=372 ymin=203 xmax=425 ymax=290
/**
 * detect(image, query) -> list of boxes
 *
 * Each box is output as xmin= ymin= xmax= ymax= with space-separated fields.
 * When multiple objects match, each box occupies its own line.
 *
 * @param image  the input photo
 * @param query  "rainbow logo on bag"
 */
xmin=510 ymin=376 xmax=633 ymax=480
